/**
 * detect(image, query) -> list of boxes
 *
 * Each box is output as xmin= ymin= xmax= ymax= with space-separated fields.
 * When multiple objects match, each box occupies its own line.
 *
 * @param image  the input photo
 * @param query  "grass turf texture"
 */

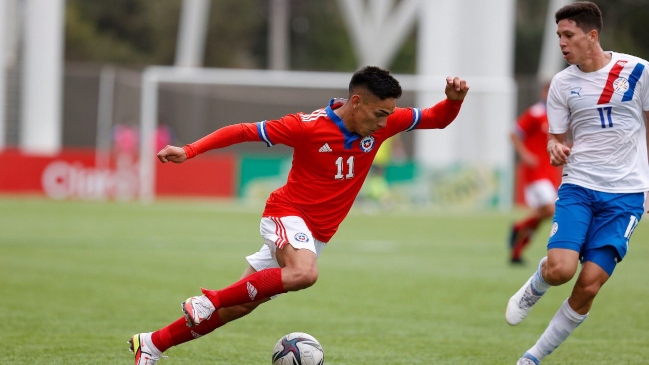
xmin=1 ymin=196 xmax=647 ymax=365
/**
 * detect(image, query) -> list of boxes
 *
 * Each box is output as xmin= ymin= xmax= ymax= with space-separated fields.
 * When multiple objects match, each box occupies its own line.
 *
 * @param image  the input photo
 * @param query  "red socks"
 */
xmin=511 ymin=216 xmax=541 ymax=260
xmin=514 ymin=216 xmax=541 ymax=232
xmin=149 ymin=268 xmax=286 ymax=353
xmin=512 ymin=236 xmax=532 ymax=259
xmin=202 ymin=268 xmax=286 ymax=308
xmin=152 ymin=313 xmax=225 ymax=352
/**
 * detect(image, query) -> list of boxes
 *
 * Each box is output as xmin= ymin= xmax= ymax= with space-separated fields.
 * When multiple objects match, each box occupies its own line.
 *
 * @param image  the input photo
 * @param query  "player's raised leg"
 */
xmin=182 ymin=267 xmax=287 ymax=326
xmin=506 ymin=257 xmax=550 ymax=325
xmin=184 ymin=246 xmax=317 ymax=326
xmin=183 ymin=216 xmax=321 ymax=327
xmin=129 ymin=266 xmax=268 ymax=364
xmin=129 ymin=332 xmax=165 ymax=365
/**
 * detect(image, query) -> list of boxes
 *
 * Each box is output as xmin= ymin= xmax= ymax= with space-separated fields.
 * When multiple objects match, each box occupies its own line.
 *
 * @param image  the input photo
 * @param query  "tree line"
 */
xmin=65 ymin=0 xmax=649 ymax=75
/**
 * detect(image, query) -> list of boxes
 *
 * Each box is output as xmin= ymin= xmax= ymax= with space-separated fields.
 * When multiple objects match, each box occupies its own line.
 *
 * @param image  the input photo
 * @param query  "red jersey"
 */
xmin=514 ymin=102 xmax=557 ymax=183
xmin=185 ymin=98 xmax=462 ymax=242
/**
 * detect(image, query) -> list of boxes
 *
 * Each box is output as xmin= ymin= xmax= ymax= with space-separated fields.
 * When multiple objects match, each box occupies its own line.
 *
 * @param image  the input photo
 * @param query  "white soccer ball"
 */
xmin=272 ymin=332 xmax=325 ymax=365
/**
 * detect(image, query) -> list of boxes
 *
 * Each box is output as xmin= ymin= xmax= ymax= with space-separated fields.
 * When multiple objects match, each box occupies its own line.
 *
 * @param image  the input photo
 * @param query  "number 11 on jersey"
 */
xmin=335 ymin=156 xmax=354 ymax=179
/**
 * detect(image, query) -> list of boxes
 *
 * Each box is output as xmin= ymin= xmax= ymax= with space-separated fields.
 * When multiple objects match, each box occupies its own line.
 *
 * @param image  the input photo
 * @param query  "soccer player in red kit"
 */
xmin=129 ymin=66 xmax=469 ymax=364
xmin=509 ymin=82 xmax=561 ymax=264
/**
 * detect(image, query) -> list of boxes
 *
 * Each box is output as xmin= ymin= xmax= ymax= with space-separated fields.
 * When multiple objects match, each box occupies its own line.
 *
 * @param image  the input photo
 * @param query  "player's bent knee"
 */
xmin=285 ymin=267 xmax=319 ymax=290
xmin=296 ymin=270 xmax=318 ymax=289
xmin=544 ymin=265 xmax=575 ymax=286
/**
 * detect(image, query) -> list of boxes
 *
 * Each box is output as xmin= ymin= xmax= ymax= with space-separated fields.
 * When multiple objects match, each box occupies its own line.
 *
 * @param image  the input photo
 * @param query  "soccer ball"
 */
xmin=272 ymin=332 xmax=325 ymax=365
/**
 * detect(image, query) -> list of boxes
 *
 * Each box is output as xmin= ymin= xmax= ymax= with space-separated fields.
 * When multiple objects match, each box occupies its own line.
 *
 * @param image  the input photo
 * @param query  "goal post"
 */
xmin=139 ymin=66 xmax=421 ymax=203
xmin=139 ymin=66 xmax=516 ymax=209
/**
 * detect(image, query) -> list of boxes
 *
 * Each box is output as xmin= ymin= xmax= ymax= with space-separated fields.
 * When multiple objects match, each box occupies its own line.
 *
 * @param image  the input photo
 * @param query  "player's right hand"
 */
xmin=549 ymin=143 xmax=570 ymax=166
xmin=157 ymin=145 xmax=187 ymax=163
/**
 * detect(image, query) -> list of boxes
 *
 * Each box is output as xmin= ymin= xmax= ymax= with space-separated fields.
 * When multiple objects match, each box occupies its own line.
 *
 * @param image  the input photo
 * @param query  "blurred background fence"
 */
xmin=1 ymin=0 xmax=648 ymax=208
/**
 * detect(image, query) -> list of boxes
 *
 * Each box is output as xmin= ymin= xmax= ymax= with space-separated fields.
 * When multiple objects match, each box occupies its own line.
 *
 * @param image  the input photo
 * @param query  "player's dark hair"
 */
xmin=555 ymin=1 xmax=603 ymax=34
xmin=349 ymin=66 xmax=402 ymax=100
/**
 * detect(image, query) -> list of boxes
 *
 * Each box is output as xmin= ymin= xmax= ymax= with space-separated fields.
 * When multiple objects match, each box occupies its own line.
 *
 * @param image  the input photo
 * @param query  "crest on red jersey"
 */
xmin=360 ymin=136 xmax=375 ymax=152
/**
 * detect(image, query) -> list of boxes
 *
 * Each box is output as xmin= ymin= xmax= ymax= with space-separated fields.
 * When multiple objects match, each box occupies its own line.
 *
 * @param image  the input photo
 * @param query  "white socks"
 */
xmin=530 ymin=257 xmax=550 ymax=294
xmin=527 ymin=299 xmax=588 ymax=361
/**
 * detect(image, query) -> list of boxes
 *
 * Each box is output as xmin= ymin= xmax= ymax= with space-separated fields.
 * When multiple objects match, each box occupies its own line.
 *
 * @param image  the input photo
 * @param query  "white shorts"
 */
xmin=245 ymin=216 xmax=326 ymax=271
xmin=524 ymin=179 xmax=558 ymax=209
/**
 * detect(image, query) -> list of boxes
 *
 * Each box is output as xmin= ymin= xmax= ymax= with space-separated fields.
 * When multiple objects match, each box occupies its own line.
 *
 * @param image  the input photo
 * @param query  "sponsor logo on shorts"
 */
xmin=550 ymin=222 xmax=558 ymax=237
xmin=294 ymin=232 xmax=309 ymax=242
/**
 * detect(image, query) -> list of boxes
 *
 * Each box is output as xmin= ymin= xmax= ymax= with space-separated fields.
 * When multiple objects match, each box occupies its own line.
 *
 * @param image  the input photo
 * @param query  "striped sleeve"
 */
xmin=405 ymin=107 xmax=422 ymax=131
xmin=256 ymin=121 xmax=274 ymax=147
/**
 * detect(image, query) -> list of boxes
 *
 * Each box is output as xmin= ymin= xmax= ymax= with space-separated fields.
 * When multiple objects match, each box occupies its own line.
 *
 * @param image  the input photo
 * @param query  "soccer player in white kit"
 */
xmin=505 ymin=2 xmax=649 ymax=364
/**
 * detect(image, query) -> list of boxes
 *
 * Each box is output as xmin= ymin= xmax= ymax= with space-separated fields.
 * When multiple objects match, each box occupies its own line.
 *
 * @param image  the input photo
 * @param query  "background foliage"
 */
xmin=65 ymin=0 xmax=649 ymax=74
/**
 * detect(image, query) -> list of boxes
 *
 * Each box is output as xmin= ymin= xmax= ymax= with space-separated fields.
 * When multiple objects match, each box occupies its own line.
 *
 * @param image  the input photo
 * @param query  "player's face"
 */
xmin=352 ymin=94 xmax=396 ymax=137
xmin=556 ymin=19 xmax=592 ymax=65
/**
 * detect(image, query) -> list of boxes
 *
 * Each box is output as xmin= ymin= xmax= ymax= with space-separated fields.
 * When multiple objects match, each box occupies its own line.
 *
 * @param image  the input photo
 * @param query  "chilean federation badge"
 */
xmin=360 ymin=136 xmax=375 ymax=152
xmin=294 ymin=232 xmax=309 ymax=242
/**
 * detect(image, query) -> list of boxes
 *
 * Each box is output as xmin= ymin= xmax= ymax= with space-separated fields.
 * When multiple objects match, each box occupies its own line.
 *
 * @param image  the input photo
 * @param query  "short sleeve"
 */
xmin=639 ymin=62 xmax=649 ymax=112
xmin=260 ymin=114 xmax=304 ymax=148
xmin=384 ymin=107 xmax=420 ymax=137
xmin=546 ymin=78 xmax=570 ymax=134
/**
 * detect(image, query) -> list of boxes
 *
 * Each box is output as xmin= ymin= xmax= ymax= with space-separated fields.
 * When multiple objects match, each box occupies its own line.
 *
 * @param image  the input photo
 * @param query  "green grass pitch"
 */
xmin=1 ymin=196 xmax=647 ymax=364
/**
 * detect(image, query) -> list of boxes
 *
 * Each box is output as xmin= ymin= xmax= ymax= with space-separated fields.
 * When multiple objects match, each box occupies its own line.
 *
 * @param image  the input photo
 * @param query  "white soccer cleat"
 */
xmin=181 ymin=295 xmax=216 ymax=327
xmin=129 ymin=333 xmax=165 ymax=365
xmin=516 ymin=353 xmax=540 ymax=365
xmin=506 ymin=275 xmax=545 ymax=326
xmin=516 ymin=358 xmax=538 ymax=365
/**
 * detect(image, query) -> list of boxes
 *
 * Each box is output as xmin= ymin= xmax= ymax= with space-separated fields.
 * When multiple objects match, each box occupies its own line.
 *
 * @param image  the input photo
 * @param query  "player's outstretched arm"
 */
xmin=413 ymin=77 xmax=468 ymax=130
xmin=445 ymin=76 xmax=469 ymax=101
xmin=158 ymin=145 xmax=187 ymax=163
xmin=160 ymin=122 xmax=262 ymax=163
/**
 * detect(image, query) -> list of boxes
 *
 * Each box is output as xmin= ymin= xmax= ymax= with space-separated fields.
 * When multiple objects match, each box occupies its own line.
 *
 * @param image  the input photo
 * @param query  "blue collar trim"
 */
xmin=326 ymin=99 xmax=360 ymax=149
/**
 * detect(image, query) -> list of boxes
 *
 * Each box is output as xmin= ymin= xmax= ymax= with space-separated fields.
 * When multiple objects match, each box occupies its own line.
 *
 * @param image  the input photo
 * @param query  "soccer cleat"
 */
xmin=510 ymin=257 xmax=526 ymax=265
xmin=128 ymin=333 xmax=164 ymax=365
xmin=506 ymin=275 xmax=545 ymax=325
xmin=516 ymin=353 xmax=540 ymax=365
xmin=181 ymin=294 xmax=216 ymax=327
xmin=508 ymin=224 xmax=519 ymax=248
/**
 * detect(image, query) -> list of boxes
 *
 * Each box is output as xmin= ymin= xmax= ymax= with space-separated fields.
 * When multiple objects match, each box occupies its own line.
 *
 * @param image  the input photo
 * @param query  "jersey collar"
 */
xmin=326 ymin=98 xmax=360 ymax=149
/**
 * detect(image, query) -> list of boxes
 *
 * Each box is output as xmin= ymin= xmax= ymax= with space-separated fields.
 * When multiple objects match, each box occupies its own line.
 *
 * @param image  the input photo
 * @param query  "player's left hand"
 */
xmin=157 ymin=145 xmax=187 ymax=163
xmin=445 ymin=77 xmax=469 ymax=101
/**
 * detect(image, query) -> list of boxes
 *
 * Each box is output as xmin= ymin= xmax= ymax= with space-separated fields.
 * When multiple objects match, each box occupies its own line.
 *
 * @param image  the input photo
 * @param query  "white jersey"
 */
xmin=547 ymin=51 xmax=649 ymax=193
